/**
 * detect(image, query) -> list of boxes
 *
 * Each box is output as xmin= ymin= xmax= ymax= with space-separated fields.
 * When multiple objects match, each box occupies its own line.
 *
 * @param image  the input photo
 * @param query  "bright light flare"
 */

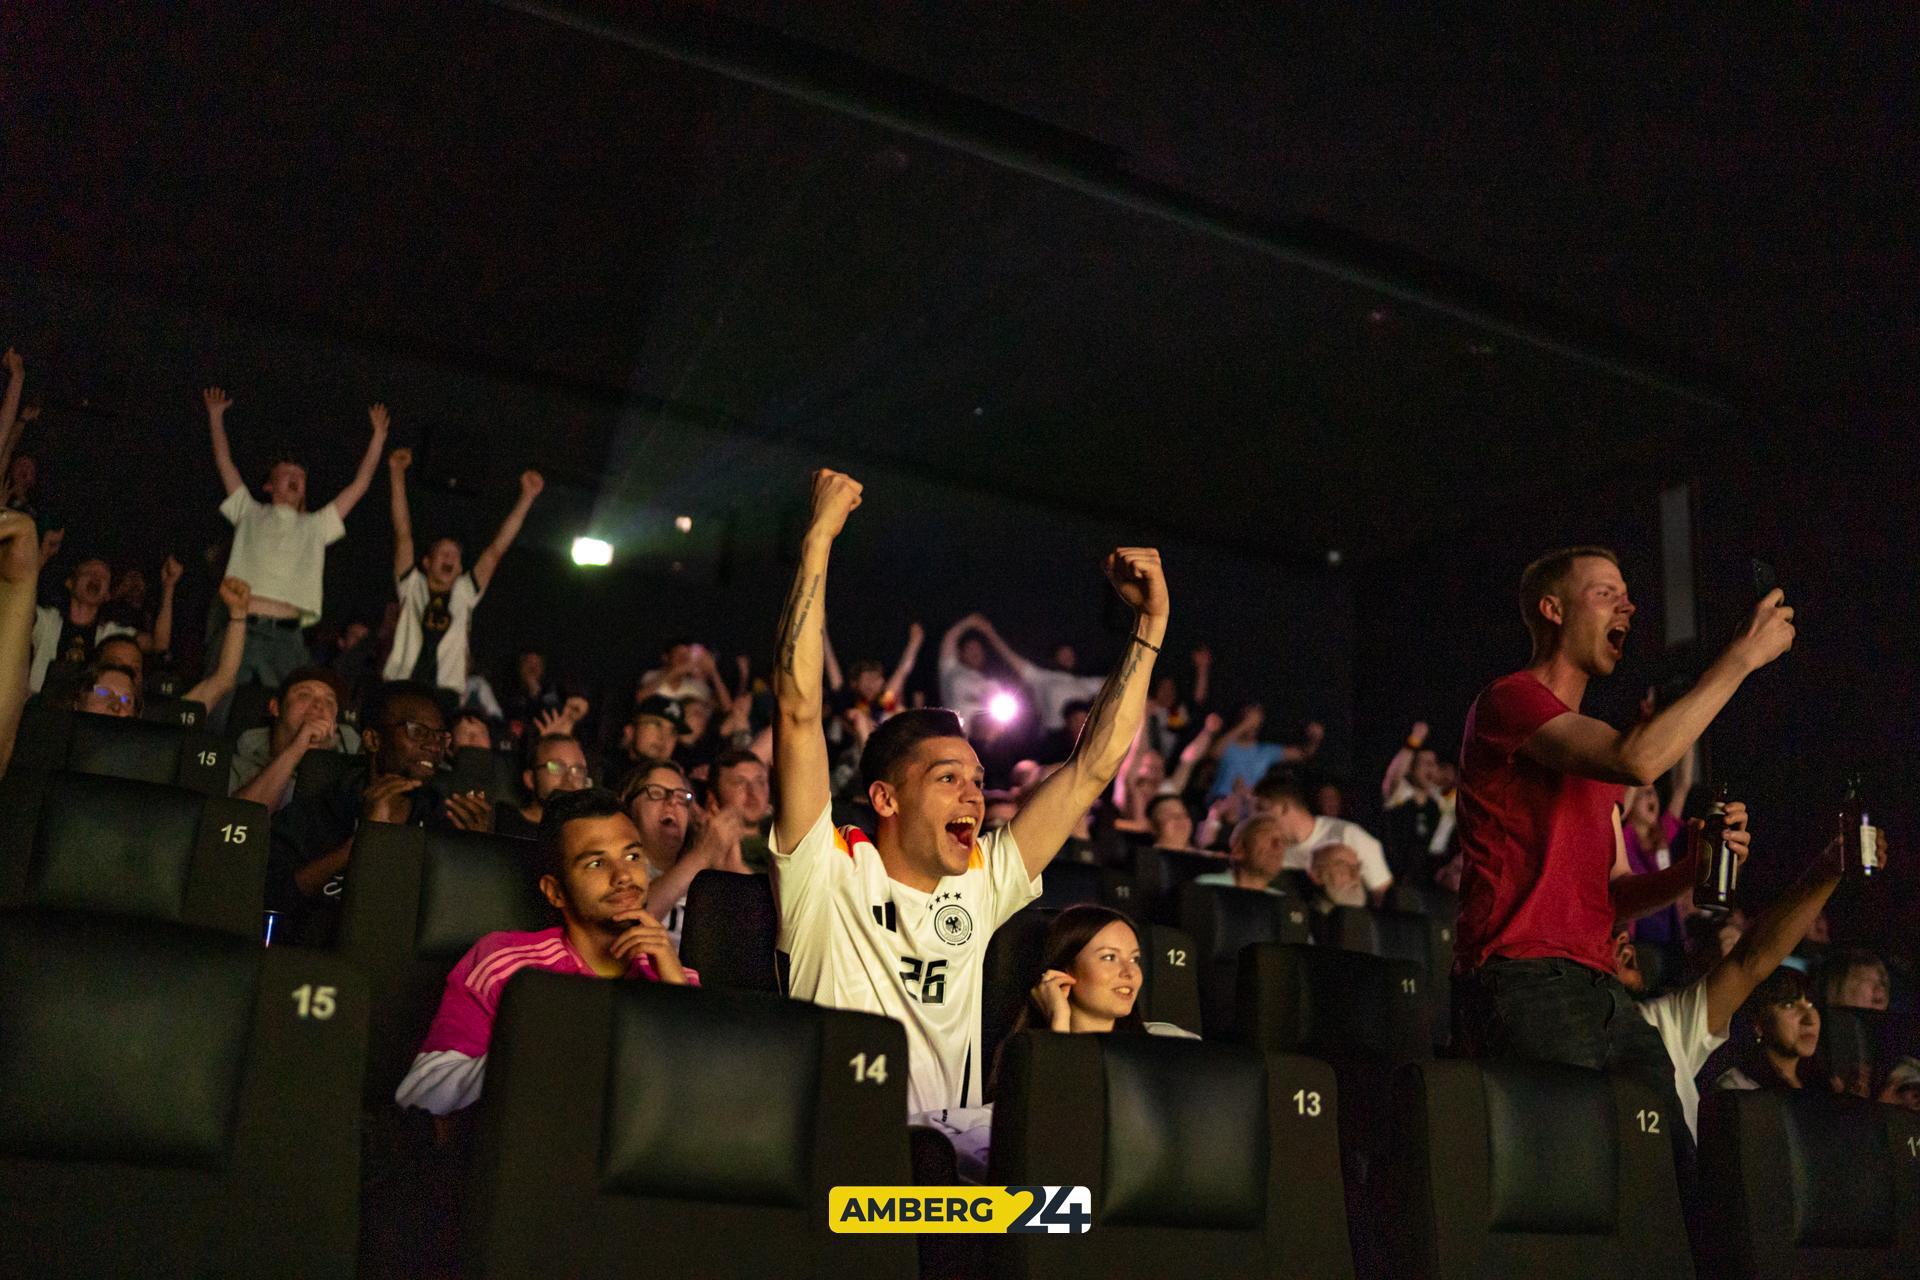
xmin=571 ymin=536 xmax=613 ymax=567
xmin=988 ymin=691 xmax=1021 ymax=724
xmin=675 ymin=515 xmax=694 ymax=533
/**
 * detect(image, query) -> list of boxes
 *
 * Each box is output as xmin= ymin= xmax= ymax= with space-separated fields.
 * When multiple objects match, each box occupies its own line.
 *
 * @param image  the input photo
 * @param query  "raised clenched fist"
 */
xmin=806 ymin=469 xmax=864 ymax=541
xmin=1104 ymin=547 xmax=1169 ymax=620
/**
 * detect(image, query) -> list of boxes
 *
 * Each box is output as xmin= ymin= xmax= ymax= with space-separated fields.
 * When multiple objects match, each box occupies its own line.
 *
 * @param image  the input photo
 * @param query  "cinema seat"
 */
xmin=1388 ymin=1059 xmax=1692 ymax=1279
xmin=1177 ymin=880 xmax=1310 ymax=1036
xmin=465 ymin=974 xmax=915 ymax=1279
xmin=1238 ymin=943 xmax=1431 ymax=1275
xmin=1696 ymin=1088 xmax=1920 ymax=1278
xmin=0 ymin=910 xmax=368 ymax=1279
xmin=680 ymin=869 xmax=779 ymax=992
xmin=12 ymin=701 xmax=229 ymax=792
xmin=1320 ymin=904 xmax=1454 ymax=1048
xmin=1033 ymin=858 xmax=1123 ymax=910
xmin=988 ymin=1030 xmax=1351 ymax=1279
xmin=334 ymin=822 xmax=554 ymax=1104
xmin=140 ymin=692 xmax=210 ymax=729
xmin=1130 ymin=846 xmax=1229 ymax=925
xmin=225 ymin=681 xmax=275 ymax=739
xmin=0 ymin=769 xmax=269 ymax=938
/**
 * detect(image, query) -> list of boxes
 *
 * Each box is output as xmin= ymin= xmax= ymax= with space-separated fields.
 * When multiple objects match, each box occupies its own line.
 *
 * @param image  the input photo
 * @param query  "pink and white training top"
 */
xmin=395 ymin=925 xmax=698 ymax=1115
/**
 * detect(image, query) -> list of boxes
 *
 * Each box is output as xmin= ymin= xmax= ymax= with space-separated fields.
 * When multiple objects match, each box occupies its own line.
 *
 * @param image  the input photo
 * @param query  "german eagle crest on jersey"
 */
xmin=932 ymin=892 xmax=974 ymax=946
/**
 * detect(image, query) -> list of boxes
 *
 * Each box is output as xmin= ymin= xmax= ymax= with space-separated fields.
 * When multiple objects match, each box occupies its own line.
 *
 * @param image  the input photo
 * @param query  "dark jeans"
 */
xmin=1457 ymin=956 xmax=1698 ymax=1216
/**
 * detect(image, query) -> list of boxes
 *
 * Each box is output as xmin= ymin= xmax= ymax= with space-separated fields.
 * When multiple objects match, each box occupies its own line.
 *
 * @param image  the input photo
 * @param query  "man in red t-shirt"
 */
xmin=1454 ymin=545 xmax=1794 ymax=1093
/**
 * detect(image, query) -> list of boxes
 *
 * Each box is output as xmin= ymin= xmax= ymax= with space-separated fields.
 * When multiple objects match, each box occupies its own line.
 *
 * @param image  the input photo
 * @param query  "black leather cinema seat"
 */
xmin=1696 ymin=1088 xmax=1920 ymax=1278
xmin=1033 ymin=858 xmax=1121 ymax=911
xmin=988 ymin=1030 xmax=1352 ymax=1279
xmin=0 ymin=769 xmax=269 ymax=938
xmin=1320 ymin=904 xmax=1454 ymax=1049
xmin=679 ymin=868 xmax=779 ymax=992
xmin=13 ymin=701 xmax=229 ymax=792
xmin=335 ymin=822 xmax=554 ymax=1103
xmin=465 ymin=974 xmax=915 ymax=1280
xmin=1389 ymin=1059 xmax=1692 ymax=1279
xmin=0 ymin=910 xmax=367 ymax=1279
xmin=1177 ymin=880 xmax=1310 ymax=1036
xmin=1130 ymin=846 xmax=1229 ymax=925
xmin=1238 ymin=943 xmax=1431 ymax=1276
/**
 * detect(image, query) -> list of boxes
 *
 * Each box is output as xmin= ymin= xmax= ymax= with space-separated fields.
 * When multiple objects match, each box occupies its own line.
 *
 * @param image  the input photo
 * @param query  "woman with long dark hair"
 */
xmin=928 ymin=905 xmax=1195 ymax=1182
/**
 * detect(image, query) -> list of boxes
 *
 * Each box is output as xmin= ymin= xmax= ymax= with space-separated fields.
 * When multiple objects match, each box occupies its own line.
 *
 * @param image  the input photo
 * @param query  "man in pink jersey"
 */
xmin=1454 ymin=545 xmax=1792 ymax=1096
xmin=396 ymin=788 xmax=696 ymax=1115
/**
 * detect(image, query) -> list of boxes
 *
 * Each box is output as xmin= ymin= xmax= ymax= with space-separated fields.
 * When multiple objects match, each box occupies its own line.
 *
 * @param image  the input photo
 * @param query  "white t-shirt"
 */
xmin=1636 ymin=980 xmax=1727 ymax=1139
xmin=1008 ymin=657 xmax=1106 ymax=732
xmin=382 ymin=568 xmax=483 ymax=691
xmin=772 ymin=805 xmax=1041 ymax=1113
xmin=28 ymin=606 xmax=135 ymax=693
xmin=1282 ymin=815 xmax=1392 ymax=892
xmin=220 ymin=489 xmax=346 ymax=626
xmin=938 ymin=657 xmax=997 ymax=730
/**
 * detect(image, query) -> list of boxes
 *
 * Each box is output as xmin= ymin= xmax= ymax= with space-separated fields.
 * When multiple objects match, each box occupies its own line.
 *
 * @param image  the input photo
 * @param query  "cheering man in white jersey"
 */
xmin=772 ymin=469 xmax=1169 ymax=1114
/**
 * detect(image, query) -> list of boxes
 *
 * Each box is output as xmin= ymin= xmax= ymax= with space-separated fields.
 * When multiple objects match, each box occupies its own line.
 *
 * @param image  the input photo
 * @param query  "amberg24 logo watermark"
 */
xmin=830 ymin=1185 xmax=1092 ymax=1234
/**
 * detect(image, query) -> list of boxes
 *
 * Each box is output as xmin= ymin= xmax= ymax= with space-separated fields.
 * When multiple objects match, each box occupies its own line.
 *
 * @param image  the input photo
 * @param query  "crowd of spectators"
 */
xmin=0 ymin=349 xmax=1912 ymax=1260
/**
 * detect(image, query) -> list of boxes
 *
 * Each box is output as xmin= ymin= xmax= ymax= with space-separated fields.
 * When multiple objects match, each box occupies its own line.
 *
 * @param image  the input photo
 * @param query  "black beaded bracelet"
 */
xmin=1130 ymin=634 xmax=1162 ymax=654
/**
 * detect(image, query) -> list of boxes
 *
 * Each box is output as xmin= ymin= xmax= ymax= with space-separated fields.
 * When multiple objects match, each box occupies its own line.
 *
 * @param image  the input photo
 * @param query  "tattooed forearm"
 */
xmin=776 ymin=572 xmax=820 ymax=678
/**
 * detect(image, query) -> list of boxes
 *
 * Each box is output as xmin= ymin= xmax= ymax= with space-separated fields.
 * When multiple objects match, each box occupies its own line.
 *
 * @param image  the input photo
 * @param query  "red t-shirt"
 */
xmin=1454 ymin=671 xmax=1624 ymax=975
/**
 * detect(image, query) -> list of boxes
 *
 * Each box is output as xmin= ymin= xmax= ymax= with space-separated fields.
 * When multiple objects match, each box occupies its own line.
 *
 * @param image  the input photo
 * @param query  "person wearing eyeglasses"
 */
xmin=69 ymin=577 xmax=252 ymax=723
xmin=491 ymin=732 xmax=593 ymax=839
xmin=265 ymin=679 xmax=455 ymax=946
xmin=615 ymin=758 xmax=747 ymax=948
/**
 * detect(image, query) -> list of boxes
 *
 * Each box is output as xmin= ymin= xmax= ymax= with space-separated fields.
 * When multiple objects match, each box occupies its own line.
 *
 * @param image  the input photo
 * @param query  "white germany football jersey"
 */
xmin=771 ymin=804 xmax=1041 ymax=1113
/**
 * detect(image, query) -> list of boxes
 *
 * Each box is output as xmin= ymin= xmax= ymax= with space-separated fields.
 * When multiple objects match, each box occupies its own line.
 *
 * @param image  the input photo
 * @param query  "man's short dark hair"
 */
xmin=711 ymin=748 xmax=765 ymax=779
xmin=1519 ymin=546 xmax=1620 ymax=643
xmin=522 ymin=731 xmax=578 ymax=772
xmin=276 ymin=665 xmax=348 ymax=711
xmin=1252 ymin=768 xmax=1310 ymax=810
xmin=848 ymin=658 xmax=885 ymax=680
xmin=537 ymin=787 xmax=628 ymax=882
xmin=1146 ymin=792 xmax=1189 ymax=822
xmin=860 ymin=707 xmax=967 ymax=792
xmin=365 ymin=680 xmax=443 ymax=731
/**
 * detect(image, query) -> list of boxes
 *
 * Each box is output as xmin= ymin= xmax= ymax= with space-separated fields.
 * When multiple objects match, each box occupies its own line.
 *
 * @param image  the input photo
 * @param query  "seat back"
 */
xmin=0 ymin=770 xmax=269 ymax=938
xmin=1177 ymin=881 xmax=1309 ymax=1036
xmin=1322 ymin=905 xmax=1453 ymax=1048
xmin=1130 ymin=847 xmax=1229 ymax=925
xmin=225 ymin=682 xmax=276 ymax=739
xmin=1389 ymin=1059 xmax=1693 ymax=1280
xmin=1034 ymin=859 xmax=1120 ymax=910
xmin=14 ymin=702 xmax=229 ymax=793
xmin=140 ymin=693 xmax=209 ymax=729
xmin=1237 ymin=943 xmax=1431 ymax=1065
xmin=1138 ymin=922 xmax=1202 ymax=1035
xmin=679 ymin=869 xmax=779 ymax=992
xmin=335 ymin=823 xmax=554 ymax=1103
xmin=466 ymin=974 xmax=914 ymax=1279
xmin=1696 ymin=1087 xmax=1920 ymax=1279
xmin=0 ymin=910 xmax=367 ymax=1279
xmin=988 ymin=1030 xmax=1352 ymax=1278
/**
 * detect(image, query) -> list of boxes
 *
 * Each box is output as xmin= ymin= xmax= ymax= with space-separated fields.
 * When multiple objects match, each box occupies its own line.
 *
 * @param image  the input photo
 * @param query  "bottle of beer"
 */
xmin=1840 ymin=774 xmax=1879 ymax=879
xmin=1694 ymin=783 xmax=1738 ymax=914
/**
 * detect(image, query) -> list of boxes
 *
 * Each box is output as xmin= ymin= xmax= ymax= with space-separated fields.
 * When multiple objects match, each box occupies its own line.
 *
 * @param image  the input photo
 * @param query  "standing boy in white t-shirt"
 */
xmin=380 ymin=445 xmax=543 ymax=695
xmin=203 ymin=387 xmax=387 ymax=694
xmin=770 ymin=468 xmax=1170 ymax=1114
